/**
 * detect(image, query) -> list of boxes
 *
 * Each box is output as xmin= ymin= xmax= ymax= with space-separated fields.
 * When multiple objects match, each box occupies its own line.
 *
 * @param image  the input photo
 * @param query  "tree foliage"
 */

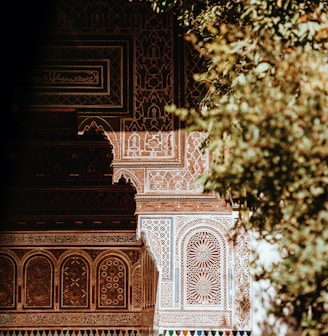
xmin=137 ymin=0 xmax=328 ymax=335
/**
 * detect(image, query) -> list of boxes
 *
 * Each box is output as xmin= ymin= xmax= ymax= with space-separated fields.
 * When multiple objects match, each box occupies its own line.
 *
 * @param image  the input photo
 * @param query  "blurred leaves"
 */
xmin=138 ymin=0 xmax=328 ymax=334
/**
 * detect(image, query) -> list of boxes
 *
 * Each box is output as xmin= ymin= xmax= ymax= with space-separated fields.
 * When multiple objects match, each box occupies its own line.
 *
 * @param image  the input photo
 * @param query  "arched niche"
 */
xmin=23 ymin=254 xmax=54 ymax=309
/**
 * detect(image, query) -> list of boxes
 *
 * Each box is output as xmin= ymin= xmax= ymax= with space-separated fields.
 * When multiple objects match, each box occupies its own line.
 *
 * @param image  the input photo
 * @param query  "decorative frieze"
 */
xmin=0 ymin=232 xmax=139 ymax=247
xmin=0 ymin=312 xmax=147 ymax=327
xmin=157 ymin=311 xmax=232 ymax=329
xmin=135 ymin=196 xmax=230 ymax=213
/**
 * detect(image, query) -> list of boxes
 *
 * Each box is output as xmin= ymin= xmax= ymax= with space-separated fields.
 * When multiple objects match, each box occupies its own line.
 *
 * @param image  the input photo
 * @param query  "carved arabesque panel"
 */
xmin=0 ymin=236 xmax=159 ymax=330
xmin=185 ymin=231 xmax=224 ymax=308
xmin=139 ymin=215 xmax=250 ymax=330
xmin=232 ymin=224 xmax=252 ymax=329
xmin=184 ymin=40 xmax=207 ymax=109
xmin=97 ymin=255 xmax=127 ymax=309
xmin=145 ymin=131 xmax=208 ymax=194
xmin=131 ymin=266 xmax=142 ymax=309
xmin=24 ymin=255 xmax=53 ymax=308
xmin=61 ymin=256 xmax=89 ymax=308
xmin=138 ymin=217 xmax=172 ymax=280
xmin=0 ymin=233 xmax=157 ymax=317
xmin=0 ymin=254 xmax=16 ymax=309
xmin=122 ymin=11 xmax=176 ymax=161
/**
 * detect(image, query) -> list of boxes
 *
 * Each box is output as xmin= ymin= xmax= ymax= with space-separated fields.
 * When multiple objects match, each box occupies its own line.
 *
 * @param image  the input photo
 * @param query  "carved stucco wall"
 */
xmin=73 ymin=2 xmax=251 ymax=329
xmin=0 ymin=232 xmax=158 ymax=331
xmin=138 ymin=215 xmax=251 ymax=331
xmin=8 ymin=0 xmax=252 ymax=332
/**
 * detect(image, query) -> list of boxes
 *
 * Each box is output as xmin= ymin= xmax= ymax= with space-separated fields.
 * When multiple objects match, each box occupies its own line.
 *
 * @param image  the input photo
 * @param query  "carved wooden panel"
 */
xmin=18 ymin=39 xmax=133 ymax=115
xmin=61 ymin=256 xmax=90 ymax=308
xmin=5 ymin=115 xmax=137 ymax=231
xmin=0 ymin=232 xmax=159 ymax=330
xmin=24 ymin=255 xmax=53 ymax=308
xmin=0 ymin=254 xmax=16 ymax=309
xmin=97 ymin=256 xmax=127 ymax=309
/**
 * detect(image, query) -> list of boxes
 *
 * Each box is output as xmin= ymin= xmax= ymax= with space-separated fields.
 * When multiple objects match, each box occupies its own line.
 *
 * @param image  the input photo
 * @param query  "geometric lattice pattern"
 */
xmin=139 ymin=218 xmax=172 ymax=280
xmin=61 ymin=256 xmax=89 ymax=308
xmin=139 ymin=215 xmax=251 ymax=330
xmin=0 ymin=232 xmax=159 ymax=331
xmin=186 ymin=231 xmax=222 ymax=307
xmin=98 ymin=256 xmax=127 ymax=308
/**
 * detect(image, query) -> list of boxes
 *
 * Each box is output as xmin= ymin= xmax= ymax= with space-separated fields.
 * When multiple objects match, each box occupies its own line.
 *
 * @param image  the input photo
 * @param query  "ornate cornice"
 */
xmin=135 ymin=195 xmax=231 ymax=214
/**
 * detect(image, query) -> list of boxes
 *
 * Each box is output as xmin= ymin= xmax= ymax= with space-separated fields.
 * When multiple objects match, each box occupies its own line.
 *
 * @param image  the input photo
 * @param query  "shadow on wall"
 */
xmin=1 ymin=1 xmax=57 ymax=222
